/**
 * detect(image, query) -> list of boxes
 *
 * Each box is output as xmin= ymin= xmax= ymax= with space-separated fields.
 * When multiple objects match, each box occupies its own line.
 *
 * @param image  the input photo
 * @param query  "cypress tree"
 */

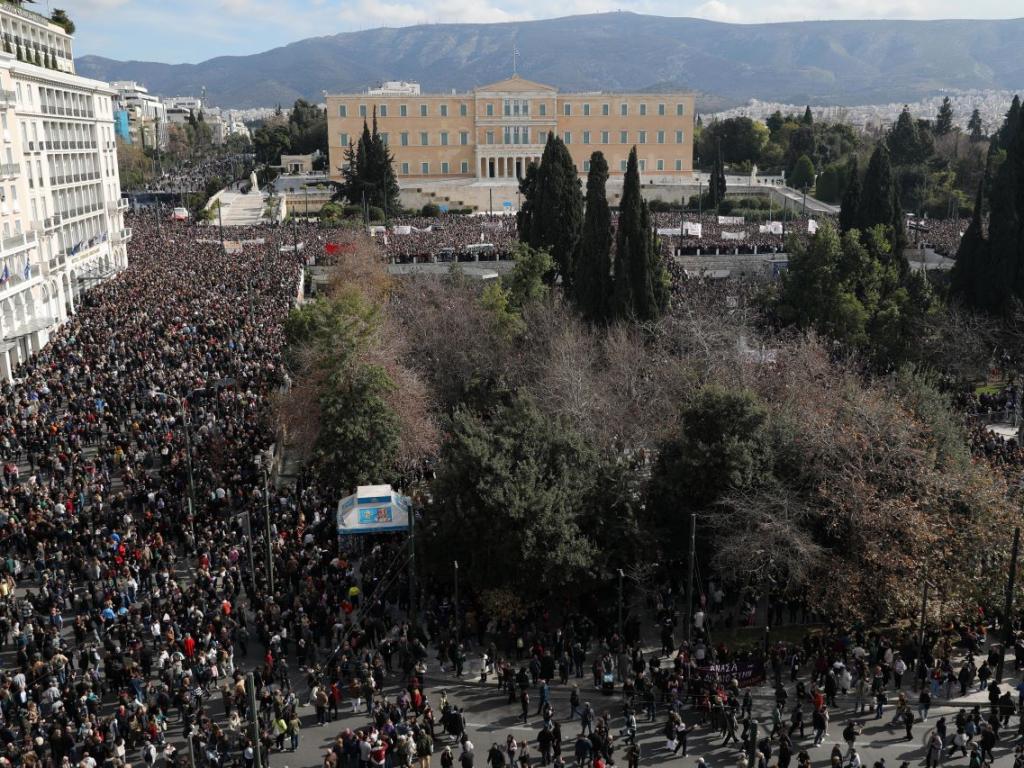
xmin=935 ymin=97 xmax=954 ymax=136
xmin=968 ymin=109 xmax=985 ymax=143
xmin=950 ymin=181 xmax=988 ymax=308
xmin=516 ymin=164 xmax=537 ymax=243
xmin=528 ymin=135 xmax=583 ymax=291
xmin=999 ymin=96 xmax=1021 ymax=152
xmin=802 ymin=106 xmax=814 ymax=126
xmin=573 ymin=152 xmax=613 ymax=323
xmin=613 ymin=147 xmax=665 ymax=321
xmin=707 ymin=142 xmax=726 ymax=209
xmin=857 ymin=144 xmax=903 ymax=248
xmin=838 ymin=156 xmax=860 ymax=233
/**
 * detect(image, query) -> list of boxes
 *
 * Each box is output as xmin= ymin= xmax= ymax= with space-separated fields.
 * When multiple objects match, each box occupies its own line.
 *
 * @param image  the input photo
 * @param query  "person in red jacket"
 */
xmin=183 ymin=633 xmax=196 ymax=659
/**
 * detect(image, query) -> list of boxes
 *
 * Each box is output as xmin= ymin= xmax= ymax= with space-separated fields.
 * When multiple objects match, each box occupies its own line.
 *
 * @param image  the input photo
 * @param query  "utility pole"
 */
xmin=246 ymin=673 xmax=262 ymax=768
xmin=918 ymin=572 xmax=930 ymax=660
xmin=453 ymin=560 xmax=460 ymax=645
xmin=408 ymin=502 xmax=418 ymax=623
xmin=263 ymin=466 xmax=275 ymax=594
xmin=242 ymin=511 xmax=257 ymax=598
xmin=999 ymin=526 xmax=1020 ymax=682
xmin=686 ymin=512 xmax=696 ymax=643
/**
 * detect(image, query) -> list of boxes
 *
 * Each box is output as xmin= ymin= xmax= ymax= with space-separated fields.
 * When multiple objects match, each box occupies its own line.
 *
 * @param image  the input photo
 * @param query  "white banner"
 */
xmin=368 ymin=226 xmax=386 ymax=236
xmin=722 ymin=231 xmax=746 ymax=240
xmin=656 ymin=227 xmax=682 ymax=236
xmin=337 ymin=485 xmax=411 ymax=534
xmin=718 ymin=215 xmax=745 ymax=225
xmin=391 ymin=225 xmax=412 ymax=235
xmin=683 ymin=222 xmax=703 ymax=238
xmin=807 ymin=219 xmax=818 ymax=234
xmin=758 ymin=221 xmax=784 ymax=235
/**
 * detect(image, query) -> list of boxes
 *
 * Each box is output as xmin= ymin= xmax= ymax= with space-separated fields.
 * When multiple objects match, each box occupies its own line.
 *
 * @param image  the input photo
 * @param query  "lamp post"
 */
xmin=263 ymin=463 xmax=275 ymax=595
xmin=151 ymin=390 xmax=196 ymax=546
xmin=231 ymin=510 xmax=258 ymax=598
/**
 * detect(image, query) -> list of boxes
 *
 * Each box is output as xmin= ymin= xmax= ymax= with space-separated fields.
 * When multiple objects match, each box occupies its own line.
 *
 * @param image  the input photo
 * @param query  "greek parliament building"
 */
xmin=326 ymin=76 xmax=695 ymax=185
xmin=0 ymin=2 xmax=129 ymax=379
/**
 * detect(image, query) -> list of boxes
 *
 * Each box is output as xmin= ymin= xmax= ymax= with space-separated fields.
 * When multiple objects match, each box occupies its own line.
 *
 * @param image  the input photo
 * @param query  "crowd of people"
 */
xmin=0 ymin=206 xmax=1013 ymax=768
xmin=376 ymin=216 xmax=518 ymax=263
xmin=147 ymin=154 xmax=255 ymax=194
xmin=0 ymin=213 xmax=326 ymax=768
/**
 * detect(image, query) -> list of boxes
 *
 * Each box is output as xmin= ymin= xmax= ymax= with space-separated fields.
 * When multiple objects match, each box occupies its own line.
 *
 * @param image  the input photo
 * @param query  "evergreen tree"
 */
xmin=857 ymin=144 xmax=904 ymax=251
xmin=525 ymin=135 xmax=583 ymax=291
xmin=887 ymin=107 xmax=931 ymax=166
xmin=789 ymin=154 xmax=816 ymax=190
xmin=368 ymin=108 xmax=399 ymax=212
xmin=968 ymin=109 xmax=985 ymax=143
xmin=707 ymin=142 xmax=726 ymax=209
xmin=802 ymin=106 xmax=814 ymax=126
xmin=999 ymin=96 xmax=1021 ymax=151
xmin=950 ymin=98 xmax=1024 ymax=314
xmin=839 ymin=156 xmax=861 ymax=233
xmin=950 ymin=181 xmax=988 ymax=308
xmin=516 ymin=164 xmax=537 ymax=243
xmin=612 ymin=147 xmax=667 ymax=321
xmin=573 ymin=152 xmax=613 ymax=323
xmin=935 ymin=97 xmax=954 ymax=136
xmin=992 ymin=103 xmax=1024 ymax=307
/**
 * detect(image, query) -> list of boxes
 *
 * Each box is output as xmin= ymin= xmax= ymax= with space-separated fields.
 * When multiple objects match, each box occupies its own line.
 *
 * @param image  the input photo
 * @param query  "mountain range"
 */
xmin=75 ymin=12 xmax=1024 ymax=111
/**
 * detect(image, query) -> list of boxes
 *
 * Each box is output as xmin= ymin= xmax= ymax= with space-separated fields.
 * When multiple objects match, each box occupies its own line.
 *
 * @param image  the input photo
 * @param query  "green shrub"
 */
xmin=421 ymin=202 xmax=441 ymax=218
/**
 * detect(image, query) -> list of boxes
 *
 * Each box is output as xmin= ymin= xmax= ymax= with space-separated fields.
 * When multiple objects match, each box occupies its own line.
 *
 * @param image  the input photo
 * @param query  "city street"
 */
xmin=233 ymin=633 xmax=1024 ymax=768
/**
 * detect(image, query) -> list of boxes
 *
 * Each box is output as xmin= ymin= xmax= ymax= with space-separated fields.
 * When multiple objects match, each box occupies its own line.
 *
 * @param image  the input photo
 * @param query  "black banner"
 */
xmin=692 ymin=659 xmax=766 ymax=688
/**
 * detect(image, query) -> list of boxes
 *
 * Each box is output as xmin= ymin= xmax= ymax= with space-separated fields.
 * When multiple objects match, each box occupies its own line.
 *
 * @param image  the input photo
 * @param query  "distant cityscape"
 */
xmin=708 ymin=89 xmax=1024 ymax=133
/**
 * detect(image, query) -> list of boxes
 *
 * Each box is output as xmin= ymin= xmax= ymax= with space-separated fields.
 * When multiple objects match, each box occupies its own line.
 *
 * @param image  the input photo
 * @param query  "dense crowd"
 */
xmin=372 ymin=210 xmax=968 ymax=264
xmin=148 ymin=154 xmax=255 ymax=194
xmin=0 ymin=213 xmax=321 ymax=768
xmin=378 ymin=216 xmax=518 ymax=263
xmin=0 ymin=208 xmax=1014 ymax=768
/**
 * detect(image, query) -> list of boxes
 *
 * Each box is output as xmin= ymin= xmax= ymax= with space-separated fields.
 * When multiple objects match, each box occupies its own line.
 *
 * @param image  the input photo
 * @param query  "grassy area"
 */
xmin=975 ymin=382 xmax=1005 ymax=395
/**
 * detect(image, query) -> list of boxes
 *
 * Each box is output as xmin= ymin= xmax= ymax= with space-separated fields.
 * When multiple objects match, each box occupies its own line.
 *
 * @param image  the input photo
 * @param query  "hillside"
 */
xmin=76 ymin=13 xmax=1024 ymax=110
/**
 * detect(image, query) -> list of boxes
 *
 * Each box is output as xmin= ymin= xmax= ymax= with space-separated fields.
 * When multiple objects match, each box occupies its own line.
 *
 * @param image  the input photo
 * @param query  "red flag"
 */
xmin=325 ymin=242 xmax=340 ymax=254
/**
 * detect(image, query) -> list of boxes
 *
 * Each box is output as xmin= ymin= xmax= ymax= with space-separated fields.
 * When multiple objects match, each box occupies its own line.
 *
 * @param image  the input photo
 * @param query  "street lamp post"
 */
xmin=232 ymin=510 xmax=258 ymax=598
xmin=263 ymin=464 xmax=275 ymax=595
xmin=152 ymin=390 xmax=196 ymax=546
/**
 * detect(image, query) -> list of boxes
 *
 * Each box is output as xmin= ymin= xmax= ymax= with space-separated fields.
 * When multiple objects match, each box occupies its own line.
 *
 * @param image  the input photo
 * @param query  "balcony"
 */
xmin=112 ymin=228 xmax=131 ymax=244
xmin=0 ymin=163 xmax=20 ymax=178
xmin=0 ymin=230 xmax=38 ymax=257
xmin=0 ymin=91 xmax=16 ymax=109
xmin=108 ymin=198 xmax=129 ymax=213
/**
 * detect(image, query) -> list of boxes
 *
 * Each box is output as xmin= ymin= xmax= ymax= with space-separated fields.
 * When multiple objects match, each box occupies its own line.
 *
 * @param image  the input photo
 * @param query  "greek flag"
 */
xmin=0 ymin=264 xmax=8 ymax=284
xmin=22 ymin=260 xmax=29 ymax=280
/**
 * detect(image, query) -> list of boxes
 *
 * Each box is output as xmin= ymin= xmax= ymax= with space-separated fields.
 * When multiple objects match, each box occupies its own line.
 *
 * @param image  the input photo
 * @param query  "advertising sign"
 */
xmin=336 ymin=485 xmax=411 ymax=534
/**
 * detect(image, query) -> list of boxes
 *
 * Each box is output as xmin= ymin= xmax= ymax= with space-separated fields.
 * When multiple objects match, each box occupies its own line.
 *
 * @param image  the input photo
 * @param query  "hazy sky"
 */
xmin=66 ymin=0 xmax=1016 ymax=63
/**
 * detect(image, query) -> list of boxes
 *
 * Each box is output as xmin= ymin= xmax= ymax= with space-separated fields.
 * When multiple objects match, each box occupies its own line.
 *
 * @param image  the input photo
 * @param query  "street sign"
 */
xmin=503 ymin=200 xmax=512 ymax=209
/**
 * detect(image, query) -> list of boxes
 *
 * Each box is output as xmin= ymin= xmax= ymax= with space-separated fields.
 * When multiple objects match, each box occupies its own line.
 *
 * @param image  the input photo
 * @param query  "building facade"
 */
xmin=0 ymin=3 xmax=128 ymax=379
xmin=111 ymin=80 xmax=167 ymax=148
xmin=326 ymin=76 xmax=695 ymax=183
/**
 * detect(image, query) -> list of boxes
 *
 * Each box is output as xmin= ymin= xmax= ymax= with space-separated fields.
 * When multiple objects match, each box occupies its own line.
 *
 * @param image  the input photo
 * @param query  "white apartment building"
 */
xmin=0 ymin=3 xmax=128 ymax=379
